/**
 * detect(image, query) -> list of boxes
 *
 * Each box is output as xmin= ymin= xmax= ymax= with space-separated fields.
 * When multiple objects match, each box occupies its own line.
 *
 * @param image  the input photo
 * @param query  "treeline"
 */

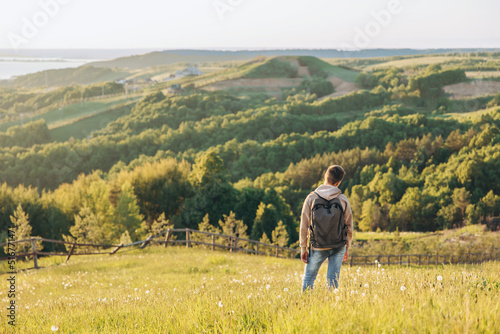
xmin=0 ymin=154 xmax=298 ymax=255
xmin=0 ymin=90 xmax=387 ymax=189
xmin=0 ymin=120 xmax=50 ymax=148
xmin=243 ymin=109 xmax=500 ymax=232
xmin=408 ymin=67 xmax=466 ymax=98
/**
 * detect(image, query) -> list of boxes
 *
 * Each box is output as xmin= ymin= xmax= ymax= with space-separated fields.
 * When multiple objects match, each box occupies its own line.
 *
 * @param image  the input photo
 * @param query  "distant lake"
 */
xmin=0 ymin=57 xmax=96 ymax=80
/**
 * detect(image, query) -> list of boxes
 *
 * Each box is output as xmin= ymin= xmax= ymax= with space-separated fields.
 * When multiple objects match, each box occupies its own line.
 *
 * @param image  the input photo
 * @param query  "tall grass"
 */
xmin=1 ymin=247 xmax=499 ymax=333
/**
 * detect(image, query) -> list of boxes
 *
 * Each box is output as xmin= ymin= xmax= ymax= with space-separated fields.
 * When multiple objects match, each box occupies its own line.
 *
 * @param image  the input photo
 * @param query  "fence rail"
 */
xmin=1 ymin=229 xmax=499 ymax=270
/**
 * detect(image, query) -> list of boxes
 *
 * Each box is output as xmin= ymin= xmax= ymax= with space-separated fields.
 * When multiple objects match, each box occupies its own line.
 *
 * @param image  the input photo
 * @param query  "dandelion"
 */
xmin=218 ymin=301 xmax=223 ymax=308
xmin=333 ymin=288 xmax=339 ymax=294
xmin=364 ymin=284 xmax=369 ymax=288
xmin=437 ymin=275 xmax=443 ymax=282
xmin=400 ymin=286 xmax=406 ymax=292
xmin=335 ymin=296 xmax=340 ymax=301
xmin=378 ymin=263 xmax=381 ymax=268
xmin=145 ymin=290 xmax=150 ymax=294
xmin=51 ymin=325 xmax=59 ymax=332
xmin=266 ymin=284 xmax=271 ymax=290
xmin=361 ymin=293 xmax=366 ymax=297
xmin=284 ymin=288 xmax=289 ymax=292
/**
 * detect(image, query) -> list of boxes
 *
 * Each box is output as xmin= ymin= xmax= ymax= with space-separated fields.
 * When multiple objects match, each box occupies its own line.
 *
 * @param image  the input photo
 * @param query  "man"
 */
xmin=300 ymin=165 xmax=353 ymax=291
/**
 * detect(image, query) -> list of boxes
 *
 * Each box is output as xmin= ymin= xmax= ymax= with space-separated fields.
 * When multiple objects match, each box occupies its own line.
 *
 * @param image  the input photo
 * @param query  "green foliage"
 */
xmin=0 ymin=119 xmax=50 ymax=148
xmin=299 ymin=77 xmax=334 ymax=98
xmin=271 ymin=220 xmax=289 ymax=247
xmin=408 ymin=68 xmax=466 ymax=98
xmin=244 ymin=58 xmax=298 ymax=78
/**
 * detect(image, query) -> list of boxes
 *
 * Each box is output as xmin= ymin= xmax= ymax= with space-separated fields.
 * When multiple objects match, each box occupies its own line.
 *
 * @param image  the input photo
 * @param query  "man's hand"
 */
xmin=343 ymin=250 xmax=349 ymax=262
xmin=301 ymin=250 xmax=308 ymax=264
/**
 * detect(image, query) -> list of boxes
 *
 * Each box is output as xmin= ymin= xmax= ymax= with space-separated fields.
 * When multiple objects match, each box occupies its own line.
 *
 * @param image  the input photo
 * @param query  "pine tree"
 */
xmin=271 ymin=220 xmax=289 ymax=247
xmin=4 ymin=204 xmax=43 ymax=255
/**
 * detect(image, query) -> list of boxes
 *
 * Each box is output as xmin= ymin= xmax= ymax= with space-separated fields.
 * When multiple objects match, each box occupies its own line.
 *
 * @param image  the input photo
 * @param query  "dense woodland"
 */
xmin=1 ymin=58 xmax=499 ymax=254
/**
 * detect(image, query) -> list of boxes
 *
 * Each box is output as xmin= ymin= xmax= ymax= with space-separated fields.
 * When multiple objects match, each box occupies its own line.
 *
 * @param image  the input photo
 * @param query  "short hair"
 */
xmin=324 ymin=165 xmax=345 ymax=185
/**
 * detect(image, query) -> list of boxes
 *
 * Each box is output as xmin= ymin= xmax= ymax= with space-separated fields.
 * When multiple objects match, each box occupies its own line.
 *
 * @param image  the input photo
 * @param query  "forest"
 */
xmin=1 ymin=55 xmax=499 ymax=253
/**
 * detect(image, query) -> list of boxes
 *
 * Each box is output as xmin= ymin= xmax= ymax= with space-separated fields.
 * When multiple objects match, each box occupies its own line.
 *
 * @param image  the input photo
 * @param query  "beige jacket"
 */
xmin=299 ymin=184 xmax=353 ymax=252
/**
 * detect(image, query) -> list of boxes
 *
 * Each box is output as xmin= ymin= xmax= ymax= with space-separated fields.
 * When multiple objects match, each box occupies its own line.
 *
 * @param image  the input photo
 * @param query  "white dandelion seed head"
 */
xmin=218 ymin=301 xmax=223 ymax=308
xmin=284 ymin=288 xmax=288 ymax=292
xmin=364 ymin=284 xmax=369 ymax=288
xmin=333 ymin=288 xmax=339 ymax=294
xmin=51 ymin=325 xmax=59 ymax=332
xmin=335 ymin=296 xmax=340 ymax=301
xmin=437 ymin=275 xmax=443 ymax=282
xmin=361 ymin=293 xmax=366 ymax=297
xmin=400 ymin=286 xmax=406 ymax=292
xmin=266 ymin=284 xmax=271 ymax=290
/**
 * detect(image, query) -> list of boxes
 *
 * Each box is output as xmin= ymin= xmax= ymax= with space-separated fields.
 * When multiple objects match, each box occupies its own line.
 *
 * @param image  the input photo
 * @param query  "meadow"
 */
xmin=2 ymin=247 xmax=499 ymax=333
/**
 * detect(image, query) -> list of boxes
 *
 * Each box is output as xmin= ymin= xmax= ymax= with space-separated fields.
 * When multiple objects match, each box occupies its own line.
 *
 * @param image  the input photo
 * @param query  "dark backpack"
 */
xmin=309 ymin=191 xmax=348 ymax=249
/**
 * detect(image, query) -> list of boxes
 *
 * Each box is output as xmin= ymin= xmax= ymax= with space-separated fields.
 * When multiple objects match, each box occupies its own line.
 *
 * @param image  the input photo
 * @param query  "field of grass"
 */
xmin=0 ymin=96 xmax=135 ymax=132
xmin=49 ymin=102 xmax=135 ymax=142
xmin=2 ymin=247 xmax=498 ymax=333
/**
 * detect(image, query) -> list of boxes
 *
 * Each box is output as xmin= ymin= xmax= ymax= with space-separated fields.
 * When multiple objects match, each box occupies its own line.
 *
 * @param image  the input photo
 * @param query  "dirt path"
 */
xmin=444 ymin=80 xmax=500 ymax=99
xmin=318 ymin=77 xmax=359 ymax=100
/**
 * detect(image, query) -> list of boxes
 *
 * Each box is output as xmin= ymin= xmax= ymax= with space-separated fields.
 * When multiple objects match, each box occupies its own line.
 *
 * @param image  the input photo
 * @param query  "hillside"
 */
xmin=0 ymin=53 xmax=499 ymax=255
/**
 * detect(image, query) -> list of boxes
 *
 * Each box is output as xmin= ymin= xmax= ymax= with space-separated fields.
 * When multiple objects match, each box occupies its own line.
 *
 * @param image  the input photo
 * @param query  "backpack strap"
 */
xmin=313 ymin=192 xmax=344 ymax=214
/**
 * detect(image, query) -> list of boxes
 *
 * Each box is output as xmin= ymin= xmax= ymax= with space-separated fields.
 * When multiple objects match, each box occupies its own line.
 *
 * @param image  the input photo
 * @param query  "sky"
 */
xmin=0 ymin=0 xmax=499 ymax=51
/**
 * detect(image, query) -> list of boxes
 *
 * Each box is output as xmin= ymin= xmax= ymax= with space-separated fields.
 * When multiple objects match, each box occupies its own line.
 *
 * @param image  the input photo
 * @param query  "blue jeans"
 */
xmin=302 ymin=245 xmax=346 ymax=291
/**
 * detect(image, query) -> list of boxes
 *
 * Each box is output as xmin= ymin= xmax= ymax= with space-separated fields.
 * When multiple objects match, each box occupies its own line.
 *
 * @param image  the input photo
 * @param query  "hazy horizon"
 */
xmin=1 ymin=0 xmax=499 ymax=51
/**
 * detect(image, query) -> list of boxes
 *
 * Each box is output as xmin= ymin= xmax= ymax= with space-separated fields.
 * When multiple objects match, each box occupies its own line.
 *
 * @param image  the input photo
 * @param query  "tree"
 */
xmin=271 ymin=220 xmax=289 ymax=247
xmin=251 ymin=202 xmax=279 ymax=241
xmin=4 ymin=204 xmax=43 ymax=255
xmin=114 ymin=182 xmax=144 ymax=241
xmin=452 ymin=187 xmax=471 ymax=220
xmin=218 ymin=211 xmax=248 ymax=238
xmin=64 ymin=206 xmax=109 ymax=246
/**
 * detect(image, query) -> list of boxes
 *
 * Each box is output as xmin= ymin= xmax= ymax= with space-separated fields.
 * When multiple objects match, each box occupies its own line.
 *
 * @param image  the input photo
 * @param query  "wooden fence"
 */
xmin=1 ymin=228 xmax=499 ymax=270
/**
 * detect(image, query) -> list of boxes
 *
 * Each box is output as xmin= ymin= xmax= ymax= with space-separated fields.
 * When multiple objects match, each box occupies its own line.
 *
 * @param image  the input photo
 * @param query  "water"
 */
xmin=0 ymin=57 xmax=92 ymax=80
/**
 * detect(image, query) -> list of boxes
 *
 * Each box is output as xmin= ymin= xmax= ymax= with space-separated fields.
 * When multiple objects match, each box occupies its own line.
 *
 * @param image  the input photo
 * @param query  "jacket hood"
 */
xmin=314 ymin=184 xmax=342 ymax=200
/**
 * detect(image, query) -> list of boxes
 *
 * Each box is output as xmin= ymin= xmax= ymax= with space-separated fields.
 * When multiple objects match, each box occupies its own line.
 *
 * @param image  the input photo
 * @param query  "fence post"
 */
xmin=186 ymin=230 xmax=191 ymax=248
xmin=164 ymin=229 xmax=171 ymax=248
xmin=31 ymin=238 xmax=39 ymax=269
xmin=140 ymin=235 xmax=153 ymax=249
xmin=110 ymin=243 xmax=124 ymax=255
xmin=275 ymin=245 xmax=279 ymax=258
xmin=418 ymin=255 xmax=421 ymax=266
xmin=407 ymin=255 xmax=410 ymax=267
xmin=255 ymin=243 xmax=259 ymax=255
xmin=234 ymin=238 xmax=238 ymax=253
xmin=387 ymin=255 xmax=390 ymax=266
xmin=66 ymin=242 xmax=77 ymax=262
xmin=399 ymin=255 xmax=402 ymax=266
xmin=212 ymin=234 xmax=216 ymax=251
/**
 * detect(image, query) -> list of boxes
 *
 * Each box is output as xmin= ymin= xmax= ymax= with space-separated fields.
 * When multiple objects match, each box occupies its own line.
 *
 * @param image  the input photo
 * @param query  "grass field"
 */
xmin=0 ymin=96 xmax=135 ymax=132
xmin=2 ymin=247 xmax=498 ymax=333
xmin=49 ymin=102 xmax=135 ymax=142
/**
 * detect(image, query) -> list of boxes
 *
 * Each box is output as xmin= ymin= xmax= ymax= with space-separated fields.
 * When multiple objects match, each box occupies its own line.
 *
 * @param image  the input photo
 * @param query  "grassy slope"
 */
xmin=4 ymin=247 xmax=499 ymax=333
xmin=0 ymin=96 xmax=134 ymax=132
xmin=50 ymin=101 xmax=136 ymax=142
